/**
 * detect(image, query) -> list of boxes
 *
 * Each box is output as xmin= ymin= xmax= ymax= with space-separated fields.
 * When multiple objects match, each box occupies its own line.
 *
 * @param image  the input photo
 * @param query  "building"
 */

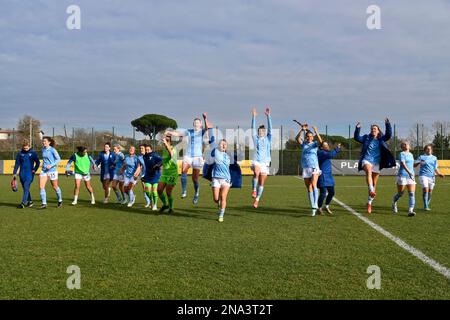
xmin=0 ymin=129 xmax=15 ymax=140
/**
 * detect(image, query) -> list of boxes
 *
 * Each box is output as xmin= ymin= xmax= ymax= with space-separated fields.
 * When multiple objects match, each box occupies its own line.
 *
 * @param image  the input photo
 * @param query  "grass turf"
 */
xmin=0 ymin=175 xmax=449 ymax=299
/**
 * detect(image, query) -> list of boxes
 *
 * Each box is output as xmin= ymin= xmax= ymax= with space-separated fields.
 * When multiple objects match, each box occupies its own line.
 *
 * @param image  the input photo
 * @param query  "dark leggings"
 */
xmin=318 ymin=186 xmax=335 ymax=208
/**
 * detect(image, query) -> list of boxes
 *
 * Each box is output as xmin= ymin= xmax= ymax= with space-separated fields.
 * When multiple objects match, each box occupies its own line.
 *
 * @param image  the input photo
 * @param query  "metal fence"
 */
xmin=1 ymin=123 xmax=449 ymax=175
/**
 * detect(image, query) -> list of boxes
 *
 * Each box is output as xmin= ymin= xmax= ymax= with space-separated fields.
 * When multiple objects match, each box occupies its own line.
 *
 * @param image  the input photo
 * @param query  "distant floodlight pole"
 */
xmin=348 ymin=125 xmax=352 ymax=160
xmin=12 ymin=128 xmax=16 ymax=159
xmin=325 ymin=125 xmax=328 ymax=137
xmin=29 ymin=119 xmax=32 ymax=149
xmin=416 ymin=123 xmax=419 ymax=157
xmin=441 ymin=123 xmax=444 ymax=160
xmin=72 ymin=127 xmax=75 ymax=153
xmin=393 ymin=124 xmax=397 ymax=157
xmin=92 ymin=127 xmax=95 ymax=155
xmin=281 ymin=125 xmax=284 ymax=175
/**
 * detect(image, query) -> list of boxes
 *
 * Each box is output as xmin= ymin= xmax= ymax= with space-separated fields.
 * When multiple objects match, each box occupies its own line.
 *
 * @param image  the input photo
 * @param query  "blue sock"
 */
xmin=308 ymin=192 xmax=315 ymax=208
xmin=181 ymin=173 xmax=188 ymax=193
xmin=55 ymin=187 xmax=62 ymax=202
xmin=428 ymin=192 xmax=432 ymax=206
xmin=252 ymin=178 xmax=258 ymax=192
xmin=256 ymin=186 xmax=264 ymax=200
xmin=422 ymin=192 xmax=429 ymax=208
xmin=144 ymin=192 xmax=150 ymax=205
xmin=313 ymin=187 xmax=319 ymax=209
xmin=40 ymin=188 xmax=47 ymax=205
xmin=408 ymin=192 xmax=415 ymax=210
xmin=115 ymin=190 xmax=121 ymax=201
xmin=193 ymin=181 xmax=199 ymax=196
xmin=393 ymin=192 xmax=403 ymax=203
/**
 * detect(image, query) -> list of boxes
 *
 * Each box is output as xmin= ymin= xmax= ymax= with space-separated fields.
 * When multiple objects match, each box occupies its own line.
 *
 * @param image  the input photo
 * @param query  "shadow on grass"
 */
xmin=80 ymin=200 xmax=219 ymax=221
xmin=0 ymin=201 xmax=20 ymax=209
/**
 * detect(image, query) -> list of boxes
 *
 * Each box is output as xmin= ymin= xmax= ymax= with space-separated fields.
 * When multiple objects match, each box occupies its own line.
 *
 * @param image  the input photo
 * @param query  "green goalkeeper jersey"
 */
xmin=162 ymin=146 xmax=178 ymax=177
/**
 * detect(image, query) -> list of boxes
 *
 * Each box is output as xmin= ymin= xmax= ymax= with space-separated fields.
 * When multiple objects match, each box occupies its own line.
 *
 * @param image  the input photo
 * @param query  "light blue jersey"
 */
xmin=252 ymin=115 xmax=272 ymax=163
xmin=138 ymin=154 xmax=146 ymax=178
xmin=301 ymin=141 xmax=319 ymax=169
xmin=114 ymin=152 xmax=125 ymax=175
xmin=398 ymin=151 xmax=414 ymax=178
xmin=185 ymin=129 xmax=206 ymax=157
xmin=212 ymin=148 xmax=231 ymax=181
xmin=41 ymin=146 xmax=61 ymax=173
xmin=416 ymin=154 xmax=438 ymax=178
xmin=124 ymin=155 xmax=140 ymax=178
xmin=363 ymin=139 xmax=381 ymax=164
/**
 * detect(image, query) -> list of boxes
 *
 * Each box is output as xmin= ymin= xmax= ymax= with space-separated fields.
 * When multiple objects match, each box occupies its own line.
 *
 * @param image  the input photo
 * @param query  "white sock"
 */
xmin=73 ymin=195 xmax=78 ymax=202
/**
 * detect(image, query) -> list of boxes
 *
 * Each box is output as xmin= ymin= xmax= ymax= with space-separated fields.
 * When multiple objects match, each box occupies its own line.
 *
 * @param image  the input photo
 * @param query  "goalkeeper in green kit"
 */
xmin=66 ymin=146 xmax=97 ymax=206
xmin=157 ymin=131 xmax=179 ymax=213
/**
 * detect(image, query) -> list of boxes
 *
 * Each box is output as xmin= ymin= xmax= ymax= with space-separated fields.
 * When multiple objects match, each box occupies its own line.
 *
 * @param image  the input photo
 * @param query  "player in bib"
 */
xmin=39 ymin=136 xmax=63 ymax=209
xmin=138 ymin=144 xmax=151 ymax=208
xmin=13 ymin=140 xmax=40 ymax=208
xmin=414 ymin=144 xmax=445 ymax=211
xmin=95 ymin=142 xmax=115 ymax=203
xmin=392 ymin=142 xmax=416 ymax=216
xmin=251 ymin=107 xmax=272 ymax=208
xmin=296 ymin=124 xmax=323 ymax=216
xmin=66 ymin=146 xmax=97 ymax=206
xmin=118 ymin=146 xmax=142 ymax=207
xmin=142 ymin=145 xmax=163 ymax=211
xmin=354 ymin=118 xmax=395 ymax=214
xmin=158 ymin=132 xmax=179 ymax=213
xmin=168 ymin=113 xmax=211 ymax=204
xmin=111 ymin=144 xmax=126 ymax=204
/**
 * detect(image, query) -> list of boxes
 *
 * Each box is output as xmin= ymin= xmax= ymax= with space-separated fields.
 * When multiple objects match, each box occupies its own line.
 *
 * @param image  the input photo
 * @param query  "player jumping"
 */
xmin=296 ymin=124 xmax=323 ymax=216
xmin=251 ymin=107 xmax=272 ymax=208
xmin=354 ymin=118 xmax=396 ymax=214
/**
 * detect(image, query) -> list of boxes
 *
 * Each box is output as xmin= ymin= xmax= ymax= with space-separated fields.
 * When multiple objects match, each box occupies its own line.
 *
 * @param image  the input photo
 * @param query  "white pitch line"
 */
xmin=333 ymin=197 xmax=450 ymax=280
xmin=292 ymin=176 xmax=450 ymax=280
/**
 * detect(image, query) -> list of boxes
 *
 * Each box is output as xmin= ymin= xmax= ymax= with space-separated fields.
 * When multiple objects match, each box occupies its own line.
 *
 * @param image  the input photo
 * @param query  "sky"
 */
xmin=1 ymin=0 xmax=449 ymax=138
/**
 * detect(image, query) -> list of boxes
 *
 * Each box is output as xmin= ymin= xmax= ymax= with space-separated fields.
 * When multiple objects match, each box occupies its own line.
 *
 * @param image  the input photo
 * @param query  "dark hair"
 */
xmin=76 ymin=146 xmax=87 ymax=153
xmin=42 ymin=136 xmax=55 ymax=147
xmin=258 ymin=125 xmax=265 ymax=130
xmin=139 ymin=144 xmax=147 ymax=148
xmin=305 ymin=130 xmax=314 ymax=136
xmin=370 ymin=124 xmax=383 ymax=139
xmin=193 ymin=118 xmax=202 ymax=126
xmin=22 ymin=139 xmax=30 ymax=147
xmin=424 ymin=144 xmax=433 ymax=151
xmin=104 ymin=142 xmax=111 ymax=147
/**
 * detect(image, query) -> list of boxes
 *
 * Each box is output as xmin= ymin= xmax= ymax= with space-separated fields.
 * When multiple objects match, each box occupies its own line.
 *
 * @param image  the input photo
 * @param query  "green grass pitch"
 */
xmin=0 ymin=175 xmax=449 ymax=299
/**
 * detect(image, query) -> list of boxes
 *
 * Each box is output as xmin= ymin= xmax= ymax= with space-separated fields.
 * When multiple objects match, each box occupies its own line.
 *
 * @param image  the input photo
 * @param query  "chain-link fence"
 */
xmin=1 ymin=123 xmax=449 ymax=175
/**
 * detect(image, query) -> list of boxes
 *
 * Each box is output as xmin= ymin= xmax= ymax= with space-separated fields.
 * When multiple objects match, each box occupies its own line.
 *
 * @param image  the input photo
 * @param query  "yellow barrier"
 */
xmin=3 ymin=160 xmax=71 ymax=175
xmin=438 ymin=160 xmax=450 ymax=175
xmin=3 ymin=159 xmax=256 ymax=175
xmin=176 ymin=159 xmax=254 ymax=175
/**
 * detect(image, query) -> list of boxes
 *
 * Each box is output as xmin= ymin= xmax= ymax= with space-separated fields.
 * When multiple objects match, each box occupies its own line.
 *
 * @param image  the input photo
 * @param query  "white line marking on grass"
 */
xmin=292 ymin=176 xmax=450 ymax=280
xmin=333 ymin=197 xmax=450 ymax=280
